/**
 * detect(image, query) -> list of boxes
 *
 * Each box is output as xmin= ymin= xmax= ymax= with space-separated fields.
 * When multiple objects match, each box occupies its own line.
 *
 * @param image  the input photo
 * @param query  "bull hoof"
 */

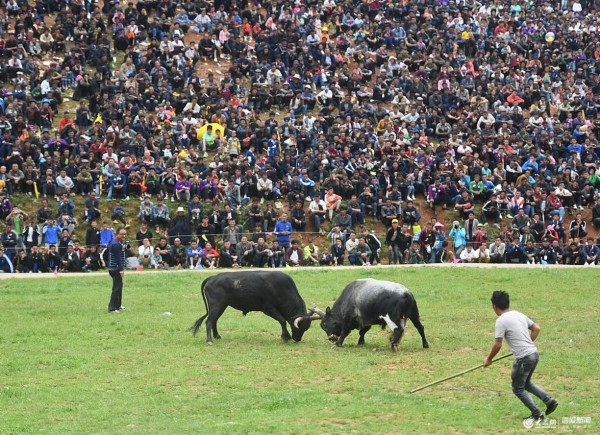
xmin=214 ymin=334 xmax=221 ymax=340
xmin=357 ymin=341 xmax=365 ymax=346
xmin=423 ymin=342 xmax=430 ymax=349
xmin=334 ymin=341 xmax=343 ymax=347
xmin=206 ymin=341 xmax=213 ymax=346
xmin=281 ymin=335 xmax=291 ymax=342
xmin=391 ymin=344 xmax=399 ymax=352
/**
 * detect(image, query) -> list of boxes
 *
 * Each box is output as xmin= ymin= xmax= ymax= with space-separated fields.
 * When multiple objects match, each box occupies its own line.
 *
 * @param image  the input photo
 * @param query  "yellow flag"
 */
xmin=277 ymin=130 xmax=281 ymax=155
xmin=33 ymin=180 xmax=39 ymax=199
xmin=94 ymin=113 xmax=103 ymax=125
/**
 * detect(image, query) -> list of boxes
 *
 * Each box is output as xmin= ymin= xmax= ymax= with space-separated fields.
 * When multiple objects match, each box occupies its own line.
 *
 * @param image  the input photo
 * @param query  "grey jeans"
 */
xmin=511 ymin=352 xmax=551 ymax=417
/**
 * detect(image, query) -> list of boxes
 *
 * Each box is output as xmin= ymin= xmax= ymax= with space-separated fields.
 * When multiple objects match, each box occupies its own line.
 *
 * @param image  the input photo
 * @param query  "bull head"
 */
xmin=310 ymin=307 xmax=341 ymax=342
xmin=290 ymin=312 xmax=322 ymax=342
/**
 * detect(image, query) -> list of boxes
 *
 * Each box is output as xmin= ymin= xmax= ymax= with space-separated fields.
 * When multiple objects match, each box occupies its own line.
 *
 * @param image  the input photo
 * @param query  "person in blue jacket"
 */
xmin=0 ymin=247 xmax=14 ymax=273
xmin=274 ymin=212 xmax=292 ymax=250
xmin=42 ymin=219 xmax=60 ymax=247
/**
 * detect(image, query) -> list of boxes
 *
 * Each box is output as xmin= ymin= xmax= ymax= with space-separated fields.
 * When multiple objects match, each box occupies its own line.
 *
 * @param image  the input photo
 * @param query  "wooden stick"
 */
xmin=410 ymin=353 xmax=513 ymax=393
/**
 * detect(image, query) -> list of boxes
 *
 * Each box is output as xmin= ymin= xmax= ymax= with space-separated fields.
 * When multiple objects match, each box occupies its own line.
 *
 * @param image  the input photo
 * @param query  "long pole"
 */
xmin=410 ymin=353 xmax=513 ymax=393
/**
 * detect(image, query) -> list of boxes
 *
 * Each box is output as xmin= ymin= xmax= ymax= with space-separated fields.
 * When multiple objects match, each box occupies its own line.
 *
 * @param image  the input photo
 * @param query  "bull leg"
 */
xmin=410 ymin=315 xmax=429 ymax=348
xmin=263 ymin=309 xmax=291 ymax=342
xmin=391 ymin=325 xmax=405 ymax=352
xmin=357 ymin=326 xmax=371 ymax=345
xmin=205 ymin=305 xmax=227 ymax=344
xmin=212 ymin=324 xmax=221 ymax=340
xmin=380 ymin=314 xmax=405 ymax=351
xmin=334 ymin=322 xmax=353 ymax=347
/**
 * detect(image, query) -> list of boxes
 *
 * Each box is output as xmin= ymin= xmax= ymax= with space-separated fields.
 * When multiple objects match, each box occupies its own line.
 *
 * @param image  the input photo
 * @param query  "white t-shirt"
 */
xmin=495 ymin=310 xmax=537 ymax=359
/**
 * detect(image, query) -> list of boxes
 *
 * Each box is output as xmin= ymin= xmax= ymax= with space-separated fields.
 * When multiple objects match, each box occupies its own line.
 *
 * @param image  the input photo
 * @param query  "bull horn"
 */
xmin=293 ymin=317 xmax=302 ymax=329
xmin=309 ymin=315 xmax=321 ymax=321
xmin=309 ymin=307 xmax=326 ymax=318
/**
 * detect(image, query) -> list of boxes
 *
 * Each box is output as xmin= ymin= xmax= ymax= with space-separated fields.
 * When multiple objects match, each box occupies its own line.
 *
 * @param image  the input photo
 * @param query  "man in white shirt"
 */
xmin=345 ymin=232 xmax=359 ymax=264
xmin=309 ymin=196 xmax=326 ymax=234
xmin=266 ymin=65 xmax=283 ymax=87
xmin=40 ymin=78 xmax=52 ymax=95
xmin=459 ymin=243 xmax=479 ymax=263
xmin=55 ymin=169 xmax=74 ymax=195
xmin=484 ymin=291 xmax=558 ymax=422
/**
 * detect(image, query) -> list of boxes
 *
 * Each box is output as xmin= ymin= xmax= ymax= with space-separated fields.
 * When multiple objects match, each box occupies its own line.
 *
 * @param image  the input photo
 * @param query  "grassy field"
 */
xmin=1 ymin=268 xmax=598 ymax=433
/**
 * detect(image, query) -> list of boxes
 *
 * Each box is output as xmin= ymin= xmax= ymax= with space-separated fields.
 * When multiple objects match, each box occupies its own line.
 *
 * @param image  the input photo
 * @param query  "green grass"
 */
xmin=1 ymin=268 xmax=598 ymax=433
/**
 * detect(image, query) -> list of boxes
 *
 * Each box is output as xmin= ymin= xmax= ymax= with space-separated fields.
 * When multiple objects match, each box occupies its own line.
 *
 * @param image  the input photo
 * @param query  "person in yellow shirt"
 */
xmin=376 ymin=113 xmax=394 ymax=132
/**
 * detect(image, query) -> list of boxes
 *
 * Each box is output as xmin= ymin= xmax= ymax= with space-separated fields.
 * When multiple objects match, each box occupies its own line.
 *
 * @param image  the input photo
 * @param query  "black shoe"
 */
xmin=545 ymin=400 xmax=558 ymax=416
xmin=523 ymin=414 xmax=544 ymax=422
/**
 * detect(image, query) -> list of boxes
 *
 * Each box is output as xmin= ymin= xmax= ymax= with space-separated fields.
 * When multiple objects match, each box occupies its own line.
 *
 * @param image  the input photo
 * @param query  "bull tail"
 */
xmin=407 ymin=294 xmax=429 ymax=348
xmin=407 ymin=295 xmax=422 ymax=323
xmin=191 ymin=278 xmax=210 ymax=336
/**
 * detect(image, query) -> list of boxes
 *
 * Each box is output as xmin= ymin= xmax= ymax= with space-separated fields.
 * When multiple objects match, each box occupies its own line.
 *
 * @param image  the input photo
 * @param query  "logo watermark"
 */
xmin=522 ymin=416 xmax=592 ymax=430
xmin=560 ymin=416 xmax=592 ymax=429
xmin=522 ymin=417 xmax=557 ymax=429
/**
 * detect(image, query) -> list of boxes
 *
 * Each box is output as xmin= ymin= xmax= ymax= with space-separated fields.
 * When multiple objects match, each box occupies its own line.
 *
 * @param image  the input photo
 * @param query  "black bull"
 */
xmin=312 ymin=278 xmax=430 ymax=351
xmin=191 ymin=271 xmax=319 ymax=343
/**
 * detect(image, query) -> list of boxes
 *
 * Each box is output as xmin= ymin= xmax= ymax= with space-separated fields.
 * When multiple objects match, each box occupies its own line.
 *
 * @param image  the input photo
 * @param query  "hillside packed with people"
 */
xmin=0 ymin=0 xmax=600 ymax=273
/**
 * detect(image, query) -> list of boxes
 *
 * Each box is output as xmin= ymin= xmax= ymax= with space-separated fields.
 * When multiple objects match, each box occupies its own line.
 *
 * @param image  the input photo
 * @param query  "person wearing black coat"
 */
xmin=168 ymin=208 xmax=192 ymax=246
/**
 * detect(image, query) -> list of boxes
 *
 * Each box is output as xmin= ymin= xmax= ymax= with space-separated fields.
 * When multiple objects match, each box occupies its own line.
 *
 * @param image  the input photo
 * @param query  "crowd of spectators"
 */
xmin=1 ymin=0 xmax=600 ymax=273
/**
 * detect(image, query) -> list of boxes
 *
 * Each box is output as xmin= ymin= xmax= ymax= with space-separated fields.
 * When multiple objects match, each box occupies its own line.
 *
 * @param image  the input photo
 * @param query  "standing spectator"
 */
xmin=100 ymin=222 xmax=115 ymax=248
xmin=464 ymin=212 xmax=480 ymax=245
xmin=274 ymin=213 xmax=292 ymax=250
xmin=107 ymin=227 xmax=127 ymax=313
xmin=1 ymin=224 xmax=18 ymax=261
xmin=386 ymin=219 xmax=403 ymax=265
xmin=222 ymin=218 xmax=243 ymax=250
xmin=43 ymin=220 xmax=61 ymax=248
xmin=449 ymin=221 xmax=467 ymax=258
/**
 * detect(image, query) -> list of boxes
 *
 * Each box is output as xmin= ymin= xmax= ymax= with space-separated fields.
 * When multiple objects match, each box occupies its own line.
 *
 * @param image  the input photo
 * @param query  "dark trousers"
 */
xmin=108 ymin=269 xmax=123 ymax=311
xmin=511 ymin=352 xmax=551 ymax=417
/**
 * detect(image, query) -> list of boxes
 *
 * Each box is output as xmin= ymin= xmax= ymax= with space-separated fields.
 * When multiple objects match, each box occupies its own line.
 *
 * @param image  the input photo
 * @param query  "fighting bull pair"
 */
xmin=191 ymin=272 xmax=429 ymax=351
